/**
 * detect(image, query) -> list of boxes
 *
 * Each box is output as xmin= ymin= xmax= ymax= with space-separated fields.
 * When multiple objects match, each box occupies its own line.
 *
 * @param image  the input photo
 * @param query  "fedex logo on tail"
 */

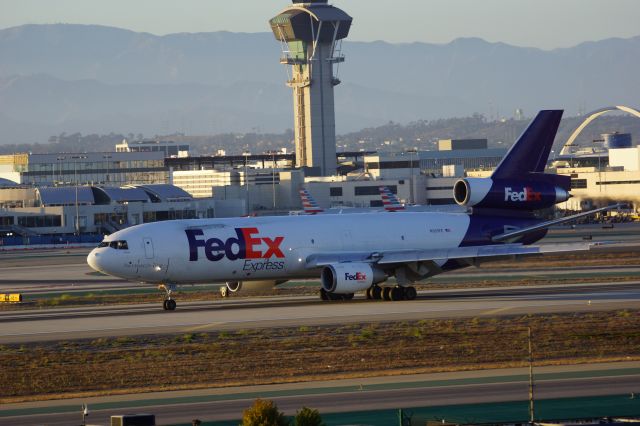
xmin=186 ymin=228 xmax=284 ymax=262
xmin=504 ymin=186 xmax=542 ymax=202
xmin=344 ymin=272 xmax=367 ymax=281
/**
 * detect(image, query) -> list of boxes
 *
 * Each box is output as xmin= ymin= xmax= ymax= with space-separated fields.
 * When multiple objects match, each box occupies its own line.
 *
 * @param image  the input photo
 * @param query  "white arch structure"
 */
xmin=560 ymin=105 xmax=640 ymax=155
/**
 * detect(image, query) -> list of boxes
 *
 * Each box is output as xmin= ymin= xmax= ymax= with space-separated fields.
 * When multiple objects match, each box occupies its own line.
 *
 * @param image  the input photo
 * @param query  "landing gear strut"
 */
xmin=158 ymin=284 xmax=177 ymax=311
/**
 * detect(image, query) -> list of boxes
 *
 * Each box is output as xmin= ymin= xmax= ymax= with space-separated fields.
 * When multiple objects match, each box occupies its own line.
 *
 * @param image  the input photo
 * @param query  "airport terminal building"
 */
xmin=0 ymin=151 xmax=168 ymax=187
xmin=0 ymin=183 xmax=244 ymax=246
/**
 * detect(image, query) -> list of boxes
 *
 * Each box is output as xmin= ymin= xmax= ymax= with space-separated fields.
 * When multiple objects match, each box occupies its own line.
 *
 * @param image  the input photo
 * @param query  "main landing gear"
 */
xmin=158 ymin=284 xmax=177 ymax=311
xmin=366 ymin=285 xmax=417 ymax=301
xmin=319 ymin=286 xmax=417 ymax=301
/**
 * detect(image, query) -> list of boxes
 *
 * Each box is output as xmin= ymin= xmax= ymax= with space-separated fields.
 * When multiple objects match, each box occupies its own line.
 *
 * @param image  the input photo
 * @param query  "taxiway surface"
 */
xmin=2 ymin=282 xmax=639 ymax=344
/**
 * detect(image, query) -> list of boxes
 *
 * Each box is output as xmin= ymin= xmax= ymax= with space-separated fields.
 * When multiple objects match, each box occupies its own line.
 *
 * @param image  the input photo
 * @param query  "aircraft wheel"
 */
xmin=372 ymin=286 xmax=382 ymax=300
xmin=391 ymin=286 xmax=404 ymax=301
xmin=320 ymin=288 xmax=329 ymax=301
xmin=383 ymin=287 xmax=393 ymax=301
xmin=343 ymin=293 xmax=354 ymax=300
xmin=220 ymin=286 xmax=229 ymax=298
xmin=366 ymin=288 xmax=373 ymax=300
xmin=404 ymin=286 xmax=417 ymax=301
xmin=166 ymin=299 xmax=177 ymax=311
xmin=163 ymin=300 xmax=169 ymax=310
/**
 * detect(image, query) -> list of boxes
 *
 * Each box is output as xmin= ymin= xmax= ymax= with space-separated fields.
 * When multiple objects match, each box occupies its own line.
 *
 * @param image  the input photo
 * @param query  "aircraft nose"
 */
xmin=87 ymin=248 xmax=104 ymax=273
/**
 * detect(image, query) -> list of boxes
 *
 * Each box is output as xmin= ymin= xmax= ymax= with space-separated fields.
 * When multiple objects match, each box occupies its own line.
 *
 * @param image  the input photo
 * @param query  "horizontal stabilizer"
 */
xmin=491 ymin=204 xmax=621 ymax=242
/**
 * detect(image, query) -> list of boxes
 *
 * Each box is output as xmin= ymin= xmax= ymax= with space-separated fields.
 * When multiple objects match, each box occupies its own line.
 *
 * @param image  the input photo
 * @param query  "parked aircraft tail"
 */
xmin=379 ymin=186 xmax=405 ymax=212
xmin=299 ymin=188 xmax=324 ymax=214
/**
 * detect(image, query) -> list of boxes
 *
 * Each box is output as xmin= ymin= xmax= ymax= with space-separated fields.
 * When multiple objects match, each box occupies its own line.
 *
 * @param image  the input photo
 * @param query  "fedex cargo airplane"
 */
xmin=88 ymin=111 xmax=615 ymax=310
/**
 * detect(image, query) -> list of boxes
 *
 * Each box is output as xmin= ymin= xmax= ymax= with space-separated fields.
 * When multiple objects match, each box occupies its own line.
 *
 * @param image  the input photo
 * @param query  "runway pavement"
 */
xmin=2 ymin=252 xmax=640 ymax=295
xmin=1 ymin=282 xmax=639 ymax=344
xmin=1 ymin=362 xmax=639 ymax=425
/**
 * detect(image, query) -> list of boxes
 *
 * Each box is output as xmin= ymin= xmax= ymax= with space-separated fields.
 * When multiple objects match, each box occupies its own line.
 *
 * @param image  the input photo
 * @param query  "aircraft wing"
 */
xmin=305 ymin=204 xmax=620 ymax=269
xmin=305 ymin=241 xmax=602 ymax=269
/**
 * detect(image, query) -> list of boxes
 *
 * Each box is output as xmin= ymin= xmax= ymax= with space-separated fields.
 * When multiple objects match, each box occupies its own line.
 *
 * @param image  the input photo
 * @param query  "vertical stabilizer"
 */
xmin=379 ymin=186 xmax=405 ymax=212
xmin=491 ymin=110 xmax=563 ymax=180
xmin=299 ymin=188 xmax=324 ymax=214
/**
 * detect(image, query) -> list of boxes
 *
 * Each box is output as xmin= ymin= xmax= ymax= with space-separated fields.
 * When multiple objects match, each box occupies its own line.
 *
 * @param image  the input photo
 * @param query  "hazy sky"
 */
xmin=1 ymin=0 xmax=639 ymax=49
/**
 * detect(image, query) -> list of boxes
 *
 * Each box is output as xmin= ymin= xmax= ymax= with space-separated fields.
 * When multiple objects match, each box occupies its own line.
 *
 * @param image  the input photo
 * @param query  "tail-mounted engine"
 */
xmin=453 ymin=177 xmax=570 ymax=210
xmin=321 ymin=263 xmax=387 ymax=294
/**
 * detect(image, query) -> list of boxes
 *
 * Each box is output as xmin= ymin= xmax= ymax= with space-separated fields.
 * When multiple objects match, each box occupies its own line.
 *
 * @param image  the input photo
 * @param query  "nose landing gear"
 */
xmin=158 ymin=284 xmax=177 ymax=311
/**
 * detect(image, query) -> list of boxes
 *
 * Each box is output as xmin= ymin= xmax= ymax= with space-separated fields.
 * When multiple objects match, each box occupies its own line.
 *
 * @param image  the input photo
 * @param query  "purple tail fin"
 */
xmin=491 ymin=110 xmax=563 ymax=180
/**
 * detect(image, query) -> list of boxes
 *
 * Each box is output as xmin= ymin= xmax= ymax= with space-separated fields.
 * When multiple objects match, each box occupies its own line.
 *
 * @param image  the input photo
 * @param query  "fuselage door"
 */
xmin=143 ymin=237 xmax=154 ymax=259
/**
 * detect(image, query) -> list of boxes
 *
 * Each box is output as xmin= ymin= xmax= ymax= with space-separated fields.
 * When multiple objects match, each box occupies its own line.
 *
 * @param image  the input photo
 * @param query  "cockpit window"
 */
xmin=100 ymin=240 xmax=129 ymax=250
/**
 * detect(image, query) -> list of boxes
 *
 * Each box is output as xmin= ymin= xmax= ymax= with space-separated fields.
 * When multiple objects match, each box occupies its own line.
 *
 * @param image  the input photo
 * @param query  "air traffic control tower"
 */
xmin=270 ymin=0 xmax=352 ymax=176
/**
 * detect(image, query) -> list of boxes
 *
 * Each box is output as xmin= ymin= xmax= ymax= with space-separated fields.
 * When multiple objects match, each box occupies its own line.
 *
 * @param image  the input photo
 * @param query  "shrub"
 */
xmin=240 ymin=399 xmax=289 ymax=426
xmin=295 ymin=407 xmax=324 ymax=426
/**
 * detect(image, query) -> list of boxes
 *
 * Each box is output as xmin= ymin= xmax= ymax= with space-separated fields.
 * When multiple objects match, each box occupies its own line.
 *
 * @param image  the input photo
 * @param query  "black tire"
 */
xmin=366 ymin=288 xmax=372 ymax=300
xmin=372 ymin=286 xmax=382 ymax=300
xmin=166 ymin=299 xmax=177 ymax=311
xmin=320 ymin=288 xmax=329 ymax=301
xmin=383 ymin=287 xmax=392 ymax=301
xmin=162 ymin=300 xmax=168 ymax=310
xmin=404 ymin=286 xmax=417 ymax=301
xmin=391 ymin=286 xmax=404 ymax=301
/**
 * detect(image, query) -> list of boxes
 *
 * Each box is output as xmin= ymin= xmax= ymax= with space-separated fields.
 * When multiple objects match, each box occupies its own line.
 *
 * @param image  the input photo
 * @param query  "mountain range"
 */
xmin=0 ymin=24 xmax=638 ymax=144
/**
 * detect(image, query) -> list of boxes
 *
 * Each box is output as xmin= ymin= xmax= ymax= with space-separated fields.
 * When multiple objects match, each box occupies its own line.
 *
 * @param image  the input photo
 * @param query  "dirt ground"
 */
xmin=2 ymin=309 xmax=638 ymax=403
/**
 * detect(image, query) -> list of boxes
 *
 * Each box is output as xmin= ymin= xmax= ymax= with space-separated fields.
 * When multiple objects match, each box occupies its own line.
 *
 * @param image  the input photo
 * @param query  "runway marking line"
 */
xmin=184 ymin=322 xmax=225 ymax=333
xmin=482 ymin=306 xmax=512 ymax=316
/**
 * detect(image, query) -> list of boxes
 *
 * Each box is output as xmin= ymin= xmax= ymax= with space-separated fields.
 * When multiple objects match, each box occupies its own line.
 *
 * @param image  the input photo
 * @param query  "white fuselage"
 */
xmin=87 ymin=212 xmax=471 ymax=284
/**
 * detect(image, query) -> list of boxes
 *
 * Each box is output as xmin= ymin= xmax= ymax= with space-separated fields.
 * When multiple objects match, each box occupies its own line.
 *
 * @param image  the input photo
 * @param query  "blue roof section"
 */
xmin=94 ymin=187 xmax=150 ymax=203
xmin=33 ymin=184 xmax=192 ymax=206
xmin=134 ymin=184 xmax=193 ymax=202
xmin=0 ymin=178 xmax=19 ymax=187
xmin=37 ymin=187 xmax=95 ymax=206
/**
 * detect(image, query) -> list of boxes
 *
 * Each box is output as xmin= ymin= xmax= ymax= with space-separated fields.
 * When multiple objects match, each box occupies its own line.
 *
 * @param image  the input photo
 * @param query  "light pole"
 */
xmin=528 ymin=327 xmax=535 ymax=424
xmin=407 ymin=149 xmax=417 ymax=205
xmin=103 ymin=154 xmax=112 ymax=184
xmin=71 ymin=155 xmax=87 ymax=235
xmin=55 ymin=156 xmax=65 ymax=186
xmin=243 ymin=151 xmax=250 ymax=215
xmin=272 ymin=151 xmax=276 ymax=209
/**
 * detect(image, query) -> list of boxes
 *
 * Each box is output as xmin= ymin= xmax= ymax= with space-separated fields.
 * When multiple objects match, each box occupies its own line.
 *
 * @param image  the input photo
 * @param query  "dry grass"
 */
xmin=1 ymin=310 xmax=639 ymax=403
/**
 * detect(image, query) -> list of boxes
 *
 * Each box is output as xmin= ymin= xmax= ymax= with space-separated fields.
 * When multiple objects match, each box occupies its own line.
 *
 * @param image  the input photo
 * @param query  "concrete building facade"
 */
xmin=0 ymin=152 xmax=167 ymax=187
